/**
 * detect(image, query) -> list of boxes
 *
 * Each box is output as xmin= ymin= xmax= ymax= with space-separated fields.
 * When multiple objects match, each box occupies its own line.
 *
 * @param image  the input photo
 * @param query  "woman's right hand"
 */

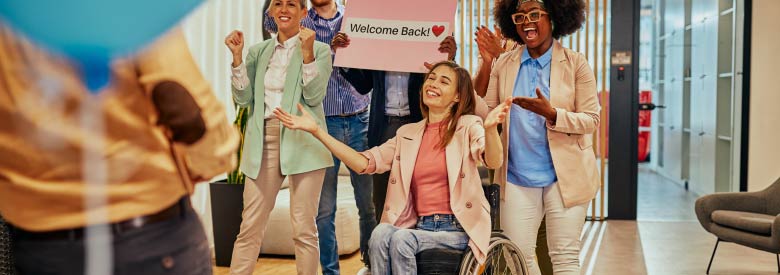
xmin=274 ymin=104 xmax=320 ymax=134
xmin=225 ymin=30 xmax=244 ymax=66
xmin=330 ymin=32 xmax=350 ymax=51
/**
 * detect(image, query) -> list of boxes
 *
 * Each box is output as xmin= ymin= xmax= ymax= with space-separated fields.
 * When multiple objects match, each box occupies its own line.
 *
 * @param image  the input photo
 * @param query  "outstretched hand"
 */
xmin=274 ymin=104 xmax=320 ymax=134
xmin=513 ymin=88 xmax=557 ymax=122
xmin=485 ymin=97 xmax=512 ymax=129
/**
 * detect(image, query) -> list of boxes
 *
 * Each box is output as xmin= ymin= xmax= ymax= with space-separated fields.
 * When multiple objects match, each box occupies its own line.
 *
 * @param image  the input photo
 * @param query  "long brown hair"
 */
xmin=419 ymin=61 xmax=476 ymax=149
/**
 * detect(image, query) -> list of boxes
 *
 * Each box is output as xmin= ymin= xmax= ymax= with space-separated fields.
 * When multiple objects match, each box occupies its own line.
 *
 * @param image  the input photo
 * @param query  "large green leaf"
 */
xmin=227 ymin=105 xmax=249 ymax=184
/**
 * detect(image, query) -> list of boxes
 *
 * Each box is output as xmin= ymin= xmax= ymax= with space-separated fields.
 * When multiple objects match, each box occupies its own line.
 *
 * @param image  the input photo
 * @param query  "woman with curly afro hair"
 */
xmin=474 ymin=0 xmax=600 ymax=274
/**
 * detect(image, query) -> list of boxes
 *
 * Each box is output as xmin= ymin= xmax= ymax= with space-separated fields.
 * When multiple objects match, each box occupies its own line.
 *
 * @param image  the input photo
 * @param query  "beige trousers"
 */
xmin=501 ymin=182 xmax=588 ymax=275
xmin=229 ymin=119 xmax=326 ymax=275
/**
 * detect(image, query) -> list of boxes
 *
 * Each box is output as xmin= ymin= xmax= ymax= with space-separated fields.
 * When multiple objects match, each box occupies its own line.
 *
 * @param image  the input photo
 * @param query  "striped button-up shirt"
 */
xmin=264 ymin=4 xmax=370 ymax=116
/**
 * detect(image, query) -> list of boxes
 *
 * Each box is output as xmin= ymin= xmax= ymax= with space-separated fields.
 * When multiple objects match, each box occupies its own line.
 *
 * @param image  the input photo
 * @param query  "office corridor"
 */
xmin=579 ymin=167 xmax=777 ymax=274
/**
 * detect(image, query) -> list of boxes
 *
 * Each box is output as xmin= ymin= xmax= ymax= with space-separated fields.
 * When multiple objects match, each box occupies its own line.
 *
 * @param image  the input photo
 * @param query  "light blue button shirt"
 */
xmin=385 ymin=71 xmax=411 ymax=116
xmin=507 ymin=46 xmax=557 ymax=188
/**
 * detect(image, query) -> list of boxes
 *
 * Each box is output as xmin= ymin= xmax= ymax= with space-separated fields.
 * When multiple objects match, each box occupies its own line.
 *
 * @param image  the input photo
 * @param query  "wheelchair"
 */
xmin=415 ymin=168 xmax=529 ymax=275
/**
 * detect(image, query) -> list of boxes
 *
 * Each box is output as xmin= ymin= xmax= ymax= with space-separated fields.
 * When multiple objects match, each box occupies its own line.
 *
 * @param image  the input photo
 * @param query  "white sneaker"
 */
xmin=357 ymin=266 xmax=371 ymax=275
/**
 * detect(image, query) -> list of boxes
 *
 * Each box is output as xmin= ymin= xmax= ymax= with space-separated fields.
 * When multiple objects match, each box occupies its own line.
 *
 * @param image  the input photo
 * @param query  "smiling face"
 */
xmin=422 ymin=65 xmax=460 ymax=111
xmin=269 ymin=0 xmax=306 ymax=34
xmin=515 ymin=1 xmax=553 ymax=50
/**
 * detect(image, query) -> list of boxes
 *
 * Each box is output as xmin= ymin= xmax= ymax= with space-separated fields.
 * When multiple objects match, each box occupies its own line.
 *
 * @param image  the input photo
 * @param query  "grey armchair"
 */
xmin=695 ymin=177 xmax=780 ymax=274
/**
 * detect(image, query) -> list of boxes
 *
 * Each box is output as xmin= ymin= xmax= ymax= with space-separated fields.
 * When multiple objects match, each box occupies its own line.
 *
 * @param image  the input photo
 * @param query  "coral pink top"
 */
xmin=411 ymin=120 xmax=452 ymax=216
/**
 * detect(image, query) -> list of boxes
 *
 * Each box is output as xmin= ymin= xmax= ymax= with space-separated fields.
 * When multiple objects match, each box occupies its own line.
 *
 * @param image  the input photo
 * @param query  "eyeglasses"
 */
xmin=511 ymin=10 xmax=548 ymax=24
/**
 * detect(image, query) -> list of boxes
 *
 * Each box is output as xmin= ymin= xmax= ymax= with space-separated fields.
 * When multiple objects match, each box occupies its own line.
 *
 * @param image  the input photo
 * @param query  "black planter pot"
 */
xmin=0 ymin=214 xmax=14 ymax=275
xmin=210 ymin=180 xmax=244 ymax=267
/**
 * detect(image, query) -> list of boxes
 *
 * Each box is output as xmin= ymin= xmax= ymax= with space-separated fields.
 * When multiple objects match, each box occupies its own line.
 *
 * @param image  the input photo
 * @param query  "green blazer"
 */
xmin=233 ymin=39 xmax=334 ymax=179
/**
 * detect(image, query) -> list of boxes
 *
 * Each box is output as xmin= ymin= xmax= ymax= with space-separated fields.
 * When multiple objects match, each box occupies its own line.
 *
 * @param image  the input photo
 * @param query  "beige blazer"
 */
xmin=359 ymin=115 xmax=494 ymax=264
xmin=475 ymin=40 xmax=601 ymax=208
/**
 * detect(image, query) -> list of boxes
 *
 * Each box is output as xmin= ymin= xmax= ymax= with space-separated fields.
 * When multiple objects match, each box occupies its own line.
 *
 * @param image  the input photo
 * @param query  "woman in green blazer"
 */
xmin=224 ymin=0 xmax=333 ymax=274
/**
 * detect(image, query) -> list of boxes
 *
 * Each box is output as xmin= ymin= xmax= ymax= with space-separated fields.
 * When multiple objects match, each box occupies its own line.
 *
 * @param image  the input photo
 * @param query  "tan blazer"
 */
xmin=360 ymin=115 xmax=494 ymax=264
xmin=475 ymin=40 xmax=601 ymax=208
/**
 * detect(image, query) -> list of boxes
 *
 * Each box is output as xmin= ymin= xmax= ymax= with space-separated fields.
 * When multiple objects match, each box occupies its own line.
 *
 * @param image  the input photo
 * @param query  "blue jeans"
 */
xmin=318 ymin=111 xmax=376 ymax=274
xmin=369 ymin=214 xmax=470 ymax=275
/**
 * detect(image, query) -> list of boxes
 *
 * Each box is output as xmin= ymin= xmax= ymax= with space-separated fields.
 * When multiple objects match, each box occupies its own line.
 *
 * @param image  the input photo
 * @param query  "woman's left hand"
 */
xmin=513 ymin=88 xmax=557 ymax=122
xmin=485 ymin=97 xmax=512 ymax=129
xmin=274 ymin=104 xmax=319 ymax=134
xmin=300 ymin=27 xmax=316 ymax=64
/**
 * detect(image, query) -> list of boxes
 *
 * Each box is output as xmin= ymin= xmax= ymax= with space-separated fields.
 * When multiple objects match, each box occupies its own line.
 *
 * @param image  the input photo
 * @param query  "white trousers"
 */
xmin=501 ymin=182 xmax=588 ymax=275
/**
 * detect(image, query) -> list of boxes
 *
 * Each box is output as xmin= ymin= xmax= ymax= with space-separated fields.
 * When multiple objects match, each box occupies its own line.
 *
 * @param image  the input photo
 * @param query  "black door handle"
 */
xmin=639 ymin=103 xmax=666 ymax=111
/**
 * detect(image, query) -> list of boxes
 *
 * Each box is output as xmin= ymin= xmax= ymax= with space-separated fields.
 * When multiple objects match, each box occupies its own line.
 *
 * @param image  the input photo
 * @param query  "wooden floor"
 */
xmin=211 ymin=169 xmax=780 ymax=274
xmin=213 ymin=252 xmax=364 ymax=275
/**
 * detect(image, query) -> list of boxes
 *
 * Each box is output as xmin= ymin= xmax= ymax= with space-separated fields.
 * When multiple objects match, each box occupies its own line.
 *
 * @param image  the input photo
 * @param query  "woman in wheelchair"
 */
xmin=274 ymin=61 xmax=512 ymax=274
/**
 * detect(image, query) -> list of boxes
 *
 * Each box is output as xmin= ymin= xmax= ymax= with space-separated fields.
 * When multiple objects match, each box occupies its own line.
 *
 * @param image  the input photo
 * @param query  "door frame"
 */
xmin=607 ymin=0 xmax=641 ymax=220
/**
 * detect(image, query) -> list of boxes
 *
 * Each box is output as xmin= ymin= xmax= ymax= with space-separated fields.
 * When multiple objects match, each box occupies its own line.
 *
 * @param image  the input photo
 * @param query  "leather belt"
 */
xmin=13 ymin=198 xmax=187 ymax=241
xmin=332 ymin=108 xmax=368 ymax=117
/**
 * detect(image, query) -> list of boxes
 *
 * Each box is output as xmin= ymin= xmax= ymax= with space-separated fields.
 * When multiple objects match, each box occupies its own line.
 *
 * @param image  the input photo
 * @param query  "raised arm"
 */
xmin=225 ymin=30 xmax=256 ymax=107
xmin=274 ymin=104 xmax=399 ymax=174
xmin=474 ymin=26 xmax=503 ymax=98
xmin=299 ymin=29 xmax=332 ymax=106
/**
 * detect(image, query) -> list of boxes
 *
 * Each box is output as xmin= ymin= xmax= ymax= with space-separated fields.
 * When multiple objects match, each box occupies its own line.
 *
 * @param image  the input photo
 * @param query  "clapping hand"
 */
xmin=485 ymin=97 xmax=512 ymax=129
xmin=475 ymin=26 xmax=503 ymax=62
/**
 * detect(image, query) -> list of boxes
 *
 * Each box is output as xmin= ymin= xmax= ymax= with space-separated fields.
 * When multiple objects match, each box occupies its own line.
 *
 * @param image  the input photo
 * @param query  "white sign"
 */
xmin=345 ymin=18 xmax=451 ymax=42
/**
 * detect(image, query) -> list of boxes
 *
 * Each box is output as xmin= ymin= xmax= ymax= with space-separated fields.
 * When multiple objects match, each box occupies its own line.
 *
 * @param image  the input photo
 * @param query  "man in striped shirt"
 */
xmin=265 ymin=1 xmax=375 ymax=274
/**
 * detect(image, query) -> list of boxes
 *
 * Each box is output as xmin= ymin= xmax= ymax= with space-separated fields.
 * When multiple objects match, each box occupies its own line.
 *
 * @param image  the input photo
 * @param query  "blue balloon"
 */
xmin=0 ymin=0 xmax=204 ymax=92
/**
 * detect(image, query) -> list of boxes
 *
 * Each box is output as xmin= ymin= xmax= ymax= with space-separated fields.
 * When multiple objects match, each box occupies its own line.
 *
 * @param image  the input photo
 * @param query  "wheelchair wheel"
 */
xmin=458 ymin=233 xmax=528 ymax=275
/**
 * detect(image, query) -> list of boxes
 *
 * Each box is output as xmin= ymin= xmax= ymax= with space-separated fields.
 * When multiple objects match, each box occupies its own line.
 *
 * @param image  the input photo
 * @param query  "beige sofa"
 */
xmin=259 ymin=177 xmax=361 ymax=256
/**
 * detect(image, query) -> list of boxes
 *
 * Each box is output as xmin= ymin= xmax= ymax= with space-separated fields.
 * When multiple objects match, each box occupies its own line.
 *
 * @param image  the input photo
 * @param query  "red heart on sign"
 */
xmin=432 ymin=25 xmax=445 ymax=37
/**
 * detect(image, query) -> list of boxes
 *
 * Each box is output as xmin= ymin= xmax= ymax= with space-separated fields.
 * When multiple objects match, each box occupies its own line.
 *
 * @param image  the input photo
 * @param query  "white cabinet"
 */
xmin=655 ymin=0 xmax=737 ymax=195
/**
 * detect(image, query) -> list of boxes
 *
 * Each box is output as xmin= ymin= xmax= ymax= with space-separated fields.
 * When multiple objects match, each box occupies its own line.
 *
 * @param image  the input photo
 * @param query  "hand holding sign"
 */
xmin=423 ymin=36 xmax=458 ymax=70
xmin=331 ymin=32 xmax=351 ymax=50
xmin=439 ymin=36 xmax=457 ymax=61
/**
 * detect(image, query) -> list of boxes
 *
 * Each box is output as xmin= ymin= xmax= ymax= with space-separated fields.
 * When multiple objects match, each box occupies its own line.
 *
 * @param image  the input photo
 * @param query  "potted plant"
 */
xmin=210 ymin=106 xmax=249 ymax=267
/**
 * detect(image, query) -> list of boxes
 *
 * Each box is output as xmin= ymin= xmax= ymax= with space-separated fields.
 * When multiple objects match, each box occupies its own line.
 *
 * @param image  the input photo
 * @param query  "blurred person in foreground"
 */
xmin=0 ymin=23 xmax=238 ymax=275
